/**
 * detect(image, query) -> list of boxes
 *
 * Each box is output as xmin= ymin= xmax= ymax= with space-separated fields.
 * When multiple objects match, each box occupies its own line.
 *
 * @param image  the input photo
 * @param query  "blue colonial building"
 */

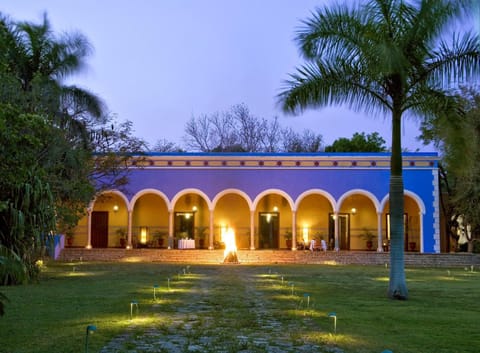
xmin=72 ymin=152 xmax=441 ymax=253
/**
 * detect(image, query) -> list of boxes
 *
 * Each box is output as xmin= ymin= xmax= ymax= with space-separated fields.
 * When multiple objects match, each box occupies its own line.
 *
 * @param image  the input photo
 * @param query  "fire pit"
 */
xmin=222 ymin=227 xmax=239 ymax=264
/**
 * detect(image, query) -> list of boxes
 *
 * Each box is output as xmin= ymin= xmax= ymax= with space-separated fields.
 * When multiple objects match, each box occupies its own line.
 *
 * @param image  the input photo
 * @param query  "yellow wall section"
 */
xmin=296 ymin=195 xmax=333 ymax=237
xmin=132 ymin=194 xmax=169 ymax=227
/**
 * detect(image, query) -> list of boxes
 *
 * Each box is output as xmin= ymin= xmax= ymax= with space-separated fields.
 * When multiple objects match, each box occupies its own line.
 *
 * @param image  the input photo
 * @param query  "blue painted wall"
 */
xmin=107 ymin=153 xmax=439 ymax=252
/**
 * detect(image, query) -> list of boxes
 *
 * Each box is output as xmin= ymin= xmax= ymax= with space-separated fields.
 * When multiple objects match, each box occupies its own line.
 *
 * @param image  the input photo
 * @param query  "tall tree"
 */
xmin=0 ymin=13 xmax=146 ymax=289
xmin=282 ymin=127 xmax=323 ymax=152
xmin=184 ymin=104 xmax=322 ymax=152
xmin=0 ymin=13 xmax=104 ymax=119
xmin=151 ymin=138 xmax=184 ymax=152
xmin=421 ymin=86 xmax=480 ymax=252
xmin=279 ymin=0 xmax=479 ymax=299
xmin=325 ymin=132 xmax=387 ymax=152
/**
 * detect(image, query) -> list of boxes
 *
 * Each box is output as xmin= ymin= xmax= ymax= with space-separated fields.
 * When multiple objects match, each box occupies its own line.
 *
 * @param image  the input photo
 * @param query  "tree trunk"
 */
xmin=388 ymin=109 xmax=408 ymax=300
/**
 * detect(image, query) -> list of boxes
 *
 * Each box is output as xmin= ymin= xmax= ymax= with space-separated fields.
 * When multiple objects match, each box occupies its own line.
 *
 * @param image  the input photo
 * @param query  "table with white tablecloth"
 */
xmin=178 ymin=239 xmax=195 ymax=249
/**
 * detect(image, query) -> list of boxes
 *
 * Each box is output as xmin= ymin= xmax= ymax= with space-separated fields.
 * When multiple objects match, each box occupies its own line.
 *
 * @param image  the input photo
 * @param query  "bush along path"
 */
xmin=99 ymin=265 xmax=343 ymax=353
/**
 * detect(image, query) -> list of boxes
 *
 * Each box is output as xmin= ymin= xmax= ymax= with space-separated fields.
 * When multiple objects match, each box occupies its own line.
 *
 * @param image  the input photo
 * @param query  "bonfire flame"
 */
xmin=222 ymin=227 xmax=239 ymax=263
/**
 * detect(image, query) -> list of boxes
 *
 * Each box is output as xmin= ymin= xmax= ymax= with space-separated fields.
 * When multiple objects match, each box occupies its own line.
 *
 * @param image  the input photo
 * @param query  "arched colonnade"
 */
xmin=76 ymin=186 xmax=425 ymax=252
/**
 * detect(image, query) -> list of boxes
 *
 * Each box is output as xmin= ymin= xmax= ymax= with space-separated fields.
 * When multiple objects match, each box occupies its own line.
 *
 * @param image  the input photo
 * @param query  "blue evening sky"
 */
xmin=3 ymin=0 xmax=475 ymax=151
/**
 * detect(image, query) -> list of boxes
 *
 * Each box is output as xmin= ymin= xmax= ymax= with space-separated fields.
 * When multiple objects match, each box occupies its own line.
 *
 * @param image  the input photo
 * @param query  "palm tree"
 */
xmin=0 ymin=12 xmax=105 ymax=131
xmin=279 ymin=0 xmax=479 ymax=299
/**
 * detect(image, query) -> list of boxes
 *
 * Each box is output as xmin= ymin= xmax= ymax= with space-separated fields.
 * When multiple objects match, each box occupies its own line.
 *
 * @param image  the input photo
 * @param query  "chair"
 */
xmin=321 ymin=239 xmax=327 ymax=252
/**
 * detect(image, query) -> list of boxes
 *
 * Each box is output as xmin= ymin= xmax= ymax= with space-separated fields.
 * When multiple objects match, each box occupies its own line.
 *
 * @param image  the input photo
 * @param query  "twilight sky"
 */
xmin=4 ymin=0 xmax=474 ymax=151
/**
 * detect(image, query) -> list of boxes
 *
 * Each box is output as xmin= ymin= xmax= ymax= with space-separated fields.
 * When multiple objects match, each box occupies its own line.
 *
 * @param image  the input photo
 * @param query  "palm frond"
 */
xmin=60 ymin=85 xmax=106 ymax=119
xmin=295 ymin=2 xmax=366 ymax=63
xmin=426 ymin=31 xmax=480 ymax=87
xmin=279 ymin=58 xmax=390 ymax=116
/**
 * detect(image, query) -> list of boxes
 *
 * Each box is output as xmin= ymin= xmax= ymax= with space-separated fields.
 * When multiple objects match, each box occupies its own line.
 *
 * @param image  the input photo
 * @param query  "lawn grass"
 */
xmin=0 ymin=261 xmax=478 ymax=353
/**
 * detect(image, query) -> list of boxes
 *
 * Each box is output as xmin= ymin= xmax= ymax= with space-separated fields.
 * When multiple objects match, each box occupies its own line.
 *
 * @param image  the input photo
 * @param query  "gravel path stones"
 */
xmin=100 ymin=266 xmax=343 ymax=353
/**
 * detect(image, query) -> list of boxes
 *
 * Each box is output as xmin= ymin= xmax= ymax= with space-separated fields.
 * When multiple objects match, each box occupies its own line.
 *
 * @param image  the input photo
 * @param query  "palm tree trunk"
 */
xmin=388 ymin=109 xmax=408 ymax=300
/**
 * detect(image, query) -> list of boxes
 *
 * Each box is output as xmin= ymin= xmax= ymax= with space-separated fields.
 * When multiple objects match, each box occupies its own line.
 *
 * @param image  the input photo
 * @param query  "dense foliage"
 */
xmin=325 ymin=132 xmax=387 ymax=152
xmin=421 ymin=86 xmax=480 ymax=252
xmin=0 ymin=12 xmax=145 ymax=295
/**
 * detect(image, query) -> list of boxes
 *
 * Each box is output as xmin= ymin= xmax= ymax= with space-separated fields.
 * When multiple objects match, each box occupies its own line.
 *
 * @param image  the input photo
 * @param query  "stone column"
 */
xmin=377 ymin=212 xmax=383 ymax=252
xmin=334 ymin=212 xmax=340 ymax=251
xmin=419 ymin=211 xmax=424 ymax=253
xmin=250 ymin=210 xmax=255 ymax=250
xmin=127 ymin=210 xmax=133 ymax=249
xmin=168 ymin=210 xmax=174 ymax=249
xmin=86 ymin=209 xmax=92 ymax=249
xmin=209 ymin=211 xmax=214 ymax=250
xmin=291 ymin=211 xmax=297 ymax=250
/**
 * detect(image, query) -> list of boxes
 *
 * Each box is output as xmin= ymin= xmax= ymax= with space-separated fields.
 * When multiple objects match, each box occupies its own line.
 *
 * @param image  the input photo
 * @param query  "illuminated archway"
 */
xmin=171 ymin=189 xmax=211 ymax=249
xmin=253 ymin=189 xmax=293 ymax=249
xmin=380 ymin=190 xmax=425 ymax=252
xmin=130 ymin=189 xmax=170 ymax=248
xmin=295 ymin=190 xmax=336 ymax=249
xmin=213 ymin=189 xmax=251 ymax=249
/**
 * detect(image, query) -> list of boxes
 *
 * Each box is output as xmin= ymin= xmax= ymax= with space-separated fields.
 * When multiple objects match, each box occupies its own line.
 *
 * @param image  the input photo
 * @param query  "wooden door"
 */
xmin=91 ymin=211 xmax=109 ymax=248
xmin=258 ymin=212 xmax=279 ymax=249
xmin=329 ymin=213 xmax=350 ymax=250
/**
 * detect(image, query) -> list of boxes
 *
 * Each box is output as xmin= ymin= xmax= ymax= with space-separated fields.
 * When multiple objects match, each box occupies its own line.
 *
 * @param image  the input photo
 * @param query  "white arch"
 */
xmin=379 ymin=189 xmax=426 ymax=214
xmin=252 ymin=188 xmax=295 ymax=211
xmin=336 ymin=189 xmax=380 ymax=213
xmin=88 ymin=189 xmax=129 ymax=212
xmin=129 ymin=188 xmax=171 ymax=211
xmin=171 ymin=188 xmax=213 ymax=211
xmin=294 ymin=189 xmax=336 ymax=211
xmin=212 ymin=188 xmax=253 ymax=210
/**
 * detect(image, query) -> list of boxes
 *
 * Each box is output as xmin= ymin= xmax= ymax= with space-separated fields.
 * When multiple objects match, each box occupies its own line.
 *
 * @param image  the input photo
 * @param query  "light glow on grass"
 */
xmin=320 ymin=260 xmax=341 ymax=266
xmin=2 ymin=262 xmax=480 ymax=353
xmin=61 ymin=270 xmax=105 ymax=277
xmin=309 ymin=331 xmax=366 ymax=348
xmin=123 ymin=256 xmax=149 ymax=262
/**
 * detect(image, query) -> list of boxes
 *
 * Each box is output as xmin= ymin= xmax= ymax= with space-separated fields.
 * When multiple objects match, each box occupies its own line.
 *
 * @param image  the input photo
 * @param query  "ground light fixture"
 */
xmin=288 ymin=282 xmax=294 ymax=295
xmin=130 ymin=300 xmax=139 ymax=319
xmin=328 ymin=312 xmax=337 ymax=333
xmin=153 ymin=284 xmax=159 ymax=300
xmin=85 ymin=325 xmax=96 ymax=353
xmin=303 ymin=293 xmax=310 ymax=308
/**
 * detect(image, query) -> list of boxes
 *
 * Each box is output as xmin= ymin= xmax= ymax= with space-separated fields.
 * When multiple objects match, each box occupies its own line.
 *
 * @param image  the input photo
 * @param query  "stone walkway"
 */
xmin=99 ymin=266 xmax=343 ymax=353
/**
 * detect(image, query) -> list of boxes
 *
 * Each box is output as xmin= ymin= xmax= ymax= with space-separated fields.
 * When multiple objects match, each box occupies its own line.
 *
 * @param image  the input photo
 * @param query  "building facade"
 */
xmin=72 ymin=152 xmax=441 ymax=253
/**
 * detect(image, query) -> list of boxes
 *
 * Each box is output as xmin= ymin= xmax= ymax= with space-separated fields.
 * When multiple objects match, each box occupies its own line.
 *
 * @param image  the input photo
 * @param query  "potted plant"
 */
xmin=153 ymin=231 xmax=167 ymax=248
xmin=196 ymin=226 xmax=208 ymax=249
xmin=409 ymin=241 xmax=416 ymax=251
xmin=116 ymin=228 xmax=127 ymax=248
xmin=284 ymin=230 xmax=293 ymax=248
xmin=65 ymin=229 xmax=74 ymax=247
xmin=361 ymin=228 xmax=376 ymax=250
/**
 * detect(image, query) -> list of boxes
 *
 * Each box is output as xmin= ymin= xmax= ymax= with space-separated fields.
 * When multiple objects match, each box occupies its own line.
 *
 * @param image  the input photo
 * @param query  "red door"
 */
xmin=91 ymin=211 xmax=109 ymax=248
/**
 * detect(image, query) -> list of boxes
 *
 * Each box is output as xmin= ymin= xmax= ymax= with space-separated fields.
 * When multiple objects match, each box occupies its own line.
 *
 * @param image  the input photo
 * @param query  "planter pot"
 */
xmin=199 ymin=238 xmax=205 ymax=249
xmin=366 ymin=240 xmax=373 ymax=250
xmin=158 ymin=238 xmax=165 ymax=248
xmin=286 ymin=239 xmax=292 ymax=249
xmin=67 ymin=237 xmax=74 ymax=247
xmin=409 ymin=242 xmax=416 ymax=251
xmin=120 ymin=238 xmax=126 ymax=248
